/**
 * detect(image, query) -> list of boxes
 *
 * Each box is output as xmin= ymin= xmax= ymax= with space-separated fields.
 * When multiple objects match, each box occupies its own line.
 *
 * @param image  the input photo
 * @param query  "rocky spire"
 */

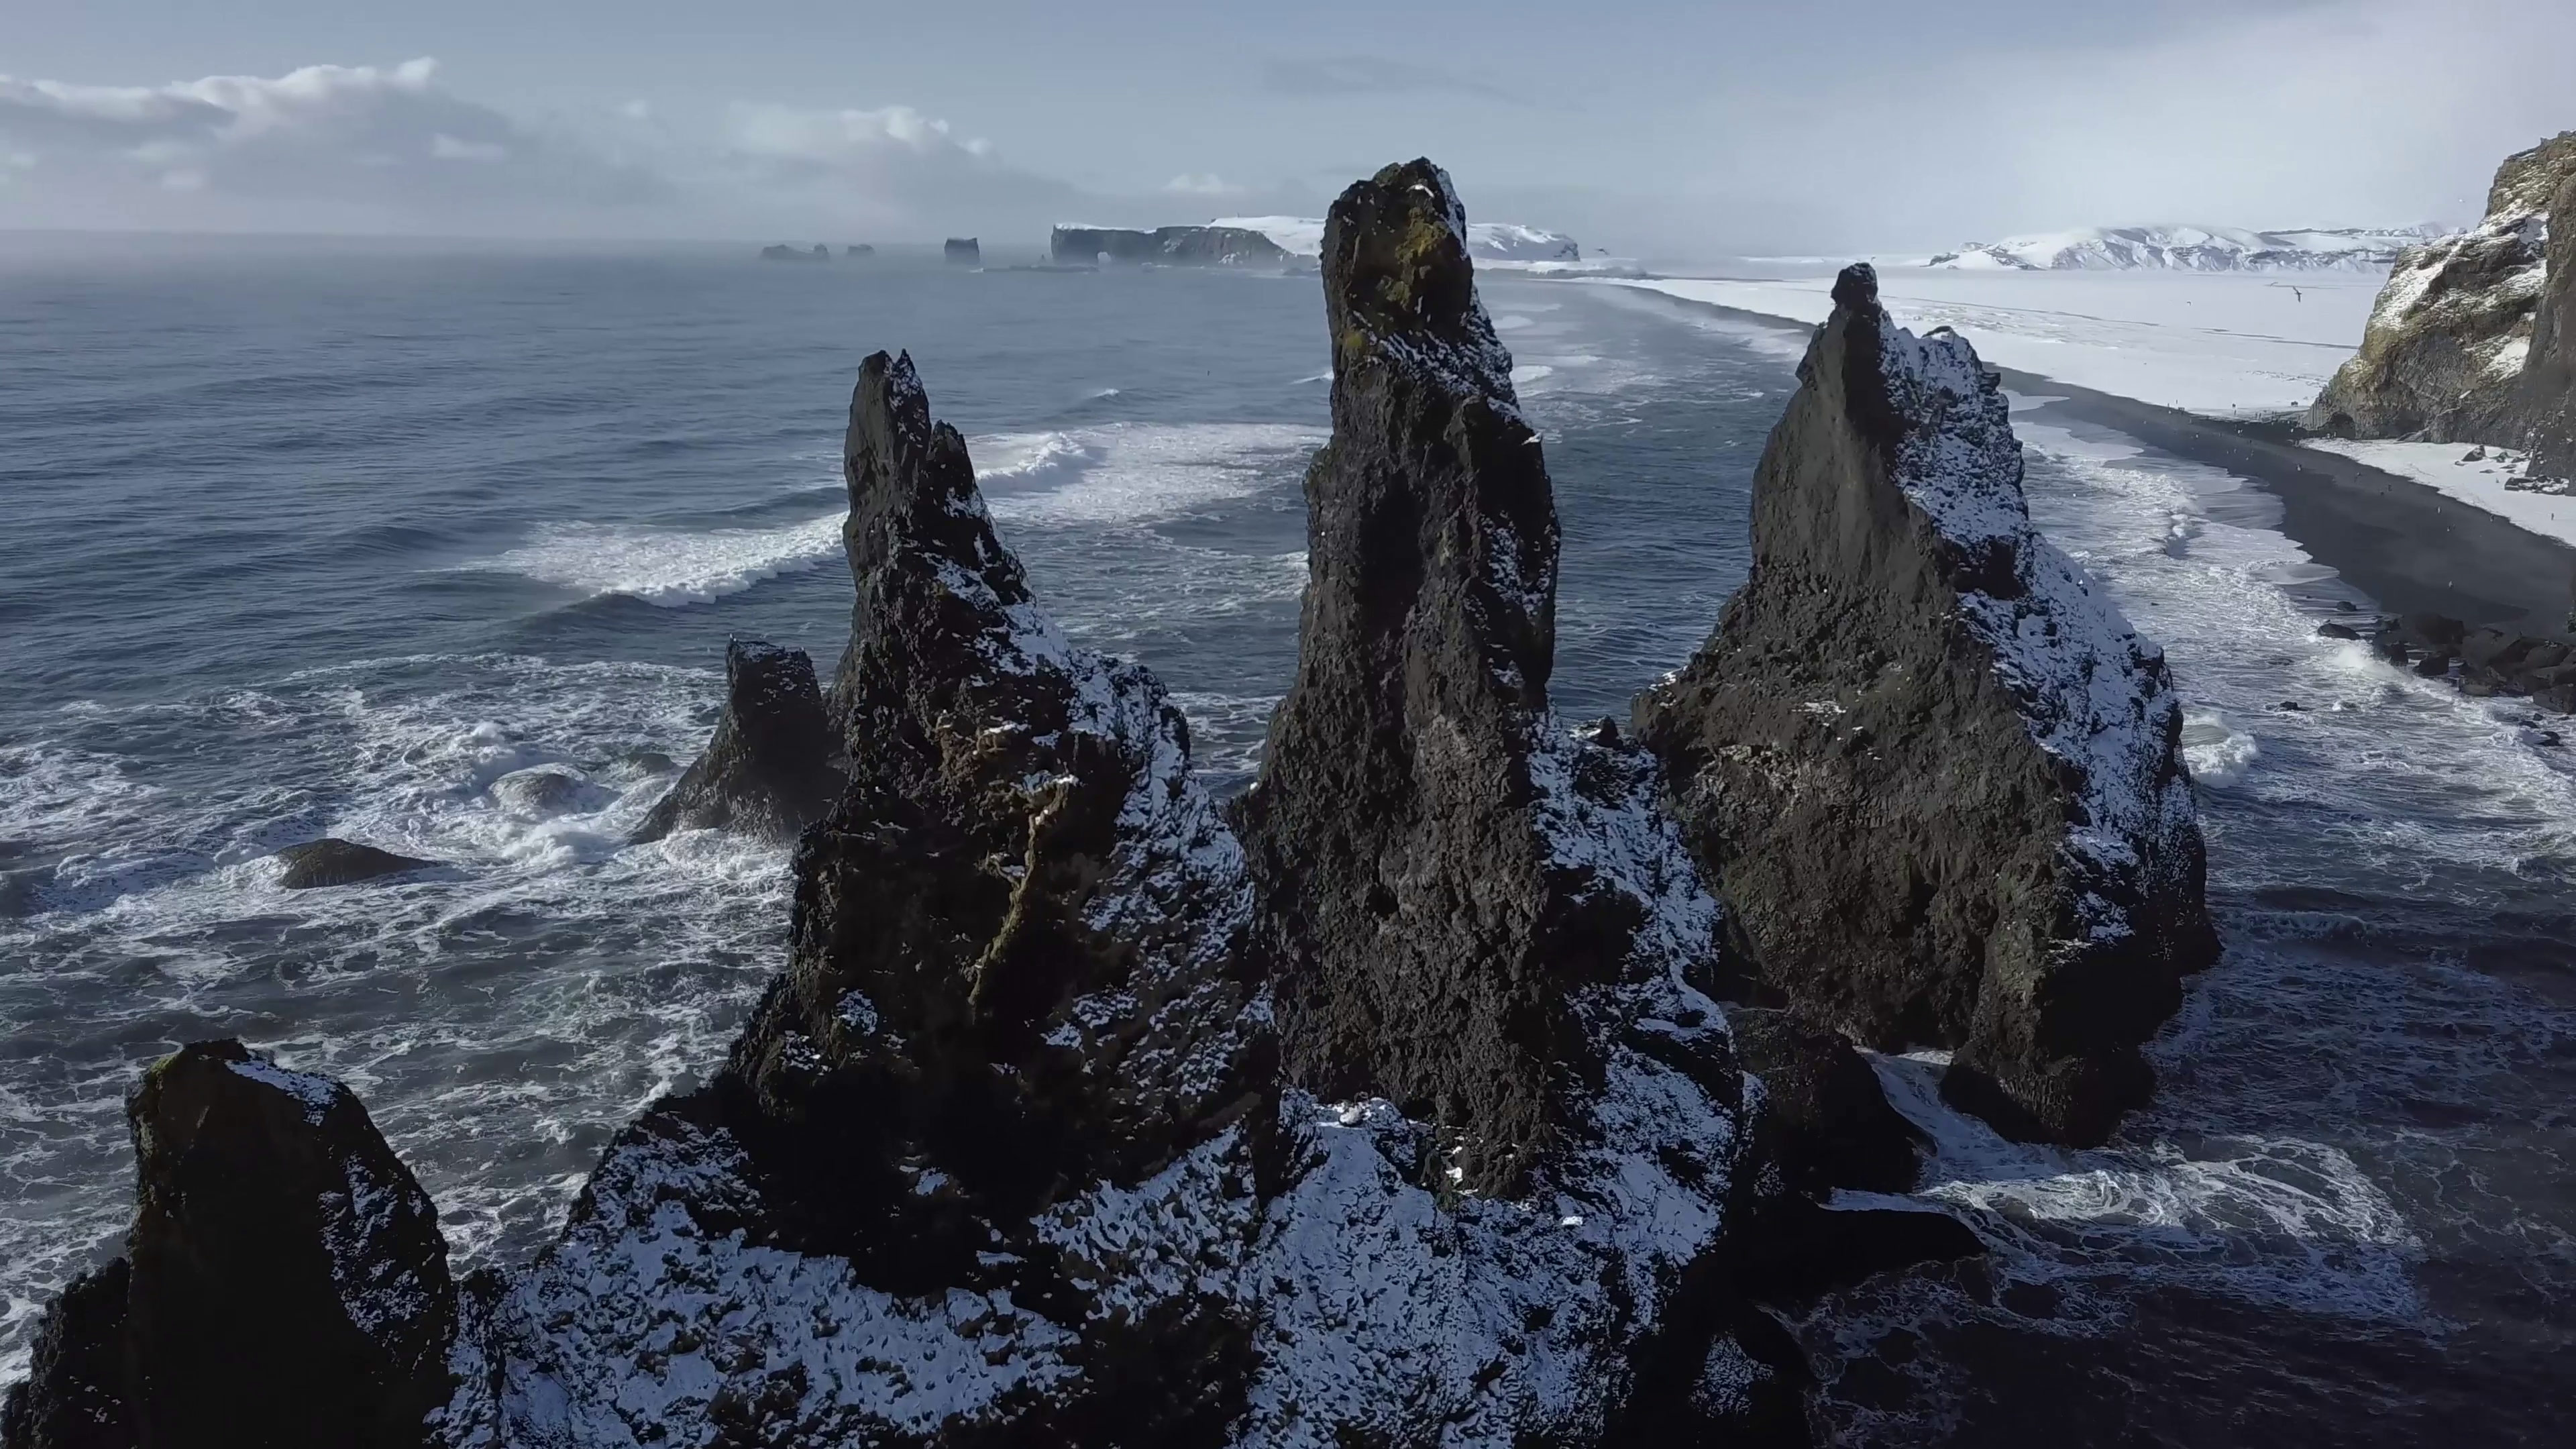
xmin=712 ymin=351 xmax=1273 ymax=1262
xmin=1636 ymin=263 xmax=2216 ymax=1146
xmin=630 ymin=638 xmax=843 ymax=844
xmin=1235 ymin=159 xmax=1592 ymax=1194
xmin=0 ymin=1042 xmax=457 ymax=1449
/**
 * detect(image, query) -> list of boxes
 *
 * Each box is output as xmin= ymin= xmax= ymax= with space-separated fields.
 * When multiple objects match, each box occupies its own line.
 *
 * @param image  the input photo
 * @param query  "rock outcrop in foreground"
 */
xmin=273 ymin=837 xmax=435 ymax=889
xmin=1638 ymin=264 xmax=2216 ymax=1146
xmin=631 ymin=639 xmax=843 ymax=844
xmin=2308 ymin=132 xmax=2576 ymax=445
xmin=13 ymin=168 xmax=2142 ymax=1449
xmin=0 ymin=1042 xmax=457 ymax=1449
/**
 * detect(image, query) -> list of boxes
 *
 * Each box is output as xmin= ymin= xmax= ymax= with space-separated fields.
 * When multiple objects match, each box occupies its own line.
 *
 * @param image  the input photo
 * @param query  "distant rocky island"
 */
xmin=1049 ymin=224 xmax=1293 ymax=267
xmin=758 ymin=243 xmax=830 ymax=263
xmin=1928 ymin=223 xmax=2445 ymax=272
xmin=2 ymin=163 xmax=2213 ymax=1449
xmin=942 ymin=237 xmax=979 ymax=266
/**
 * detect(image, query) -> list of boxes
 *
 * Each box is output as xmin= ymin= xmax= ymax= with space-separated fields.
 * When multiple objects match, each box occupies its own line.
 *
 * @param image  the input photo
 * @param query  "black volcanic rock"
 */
xmin=0 ymin=1042 xmax=456 ymax=1449
xmin=475 ymin=176 xmax=1806 ymax=1447
xmin=2309 ymin=132 xmax=2576 ymax=443
xmin=1237 ymin=158 xmax=1638 ymax=1195
xmin=631 ymin=639 xmax=843 ymax=845
xmin=1635 ymin=263 xmax=2216 ymax=1146
xmin=2520 ymin=166 xmax=2576 ymax=480
xmin=273 ymin=838 xmax=434 ymax=889
xmin=1727 ymin=1008 xmax=1923 ymax=1199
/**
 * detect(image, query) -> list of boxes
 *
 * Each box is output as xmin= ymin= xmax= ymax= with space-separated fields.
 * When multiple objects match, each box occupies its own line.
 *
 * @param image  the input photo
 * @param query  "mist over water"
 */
xmin=1 ymin=248 xmax=2569 ymax=1440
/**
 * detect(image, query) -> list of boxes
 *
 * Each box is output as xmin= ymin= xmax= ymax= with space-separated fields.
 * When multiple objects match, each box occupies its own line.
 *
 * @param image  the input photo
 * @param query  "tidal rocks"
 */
xmin=272 ymin=838 xmax=434 ymax=889
xmin=2308 ymin=132 xmax=2576 ymax=444
xmin=631 ymin=639 xmax=843 ymax=845
xmin=1636 ymin=263 xmax=2216 ymax=1146
xmin=942 ymin=237 xmax=979 ymax=266
xmin=0 ymin=1042 xmax=456 ymax=1449
xmin=1049 ymin=225 xmax=1292 ymax=267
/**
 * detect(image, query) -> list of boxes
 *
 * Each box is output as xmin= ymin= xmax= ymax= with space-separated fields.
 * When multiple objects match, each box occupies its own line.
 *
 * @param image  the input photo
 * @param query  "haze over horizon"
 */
xmin=3 ymin=0 xmax=2571 ymax=260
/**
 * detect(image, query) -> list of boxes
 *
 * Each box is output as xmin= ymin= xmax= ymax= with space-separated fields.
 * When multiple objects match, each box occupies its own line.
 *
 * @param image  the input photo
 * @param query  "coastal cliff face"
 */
xmin=1636 ymin=264 xmax=2215 ymax=1146
xmin=2521 ymin=169 xmax=2576 ymax=480
xmin=2308 ymin=132 xmax=2576 ymax=443
xmin=0 ymin=1042 xmax=457 ymax=1449
xmin=1049 ymin=225 xmax=1292 ymax=267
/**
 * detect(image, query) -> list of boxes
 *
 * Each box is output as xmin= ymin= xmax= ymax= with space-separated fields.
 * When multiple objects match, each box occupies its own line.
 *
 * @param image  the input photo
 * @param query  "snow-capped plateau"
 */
xmin=1927 ymin=224 xmax=2448 ymax=272
xmin=1213 ymin=214 xmax=1585 ymax=264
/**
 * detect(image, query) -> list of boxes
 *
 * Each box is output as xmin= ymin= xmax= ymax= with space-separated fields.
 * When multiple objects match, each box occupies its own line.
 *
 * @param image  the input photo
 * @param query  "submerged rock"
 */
xmin=272 ymin=838 xmax=434 ymax=889
xmin=2308 ymin=132 xmax=2576 ymax=444
xmin=631 ymin=639 xmax=843 ymax=845
xmin=0 ymin=1042 xmax=456 ymax=1449
xmin=1636 ymin=263 xmax=2216 ymax=1146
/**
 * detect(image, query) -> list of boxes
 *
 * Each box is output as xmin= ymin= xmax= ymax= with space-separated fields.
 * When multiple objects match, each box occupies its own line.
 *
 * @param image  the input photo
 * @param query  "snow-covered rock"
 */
xmin=2307 ymin=132 xmax=2576 ymax=445
xmin=1929 ymin=223 xmax=2443 ymax=272
xmin=1636 ymin=262 xmax=2216 ymax=1148
xmin=0 ymin=1041 xmax=458 ymax=1449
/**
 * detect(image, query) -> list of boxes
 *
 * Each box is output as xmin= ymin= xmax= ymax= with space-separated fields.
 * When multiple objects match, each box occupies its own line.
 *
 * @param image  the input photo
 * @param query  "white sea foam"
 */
xmin=475 ymin=514 xmax=844 ymax=606
xmin=974 ymin=421 xmax=1324 ymax=526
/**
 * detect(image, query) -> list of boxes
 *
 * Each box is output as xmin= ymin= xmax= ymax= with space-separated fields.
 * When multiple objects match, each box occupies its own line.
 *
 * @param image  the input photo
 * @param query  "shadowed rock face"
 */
xmin=0 ymin=1042 xmax=455 ymax=1449
xmin=1234 ymin=159 xmax=1609 ymax=1195
xmin=1636 ymin=264 xmax=2215 ymax=1146
xmin=2522 ymin=170 xmax=2576 ymax=480
xmin=1049 ymin=225 xmax=1291 ymax=267
xmin=2308 ymin=132 xmax=2576 ymax=445
xmin=631 ymin=639 xmax=843 ymax=845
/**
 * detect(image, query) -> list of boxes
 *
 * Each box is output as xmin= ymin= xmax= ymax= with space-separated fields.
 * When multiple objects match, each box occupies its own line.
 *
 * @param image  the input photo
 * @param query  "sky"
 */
xmin=3 ymin=0 xmax=2571 ymax=258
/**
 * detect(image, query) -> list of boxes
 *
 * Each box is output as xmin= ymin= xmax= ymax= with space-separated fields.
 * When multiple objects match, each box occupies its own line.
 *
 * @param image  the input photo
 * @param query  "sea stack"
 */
xmin=1238 ymin=158 xmax=1627 ymax=1193
xmin=942 ymin=237 xmax=979 ymax=266
xmin=0 ymin=1042 xmax=457 ymax=1449
xmin=1636 ymin=263 xmax=2215 ymax=1146
xmin=2308 ymin=131 xmax=2576 ymax=443
xmin=630 ymin=638 xmax=843 ymax=844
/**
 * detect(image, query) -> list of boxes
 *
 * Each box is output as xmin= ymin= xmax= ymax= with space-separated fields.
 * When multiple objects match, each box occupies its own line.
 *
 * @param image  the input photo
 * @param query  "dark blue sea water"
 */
xmin=2 ymin=240 xmax=2569 ymax=1442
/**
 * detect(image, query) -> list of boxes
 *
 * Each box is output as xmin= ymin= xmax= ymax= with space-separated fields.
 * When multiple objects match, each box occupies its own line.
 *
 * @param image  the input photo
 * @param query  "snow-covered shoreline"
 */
xmin=1597 ymin=269 xmax=2381 ymax=417
xmin=2301 ymin=439 xmax=2576 ymax=550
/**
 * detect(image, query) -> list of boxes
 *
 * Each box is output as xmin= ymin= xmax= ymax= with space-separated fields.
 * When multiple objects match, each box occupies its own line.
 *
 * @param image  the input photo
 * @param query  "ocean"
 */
xmin=2 ymin=241 xmax=2569 ymax=1442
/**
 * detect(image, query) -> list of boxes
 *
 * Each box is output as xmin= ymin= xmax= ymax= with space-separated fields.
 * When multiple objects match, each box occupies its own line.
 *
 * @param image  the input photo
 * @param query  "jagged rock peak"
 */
xmin=2308 ymin=131 xmax=2576 ymax=445
xmin=1638 ymin=262 xmax=2215 ymax=1146
xmin=1242 ymin=156 xmax=1602 ymax=1194
xmin=631 ymin=637 xmax=843 ymax=844
xmin=1323 ymin=159 xmax=1527 ymax=420
xmin=0 ymin=1041 xmax=456 ymax=1449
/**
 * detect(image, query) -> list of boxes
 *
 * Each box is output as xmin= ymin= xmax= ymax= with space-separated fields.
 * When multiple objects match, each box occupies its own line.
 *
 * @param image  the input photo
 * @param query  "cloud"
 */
xmin=0 ymin=58 xmax=661 ymax=231
xmin=1260 ymin=56 xmax=1529 ymax=107
xmin=712 ymin=102 xmax=1082 ymax=239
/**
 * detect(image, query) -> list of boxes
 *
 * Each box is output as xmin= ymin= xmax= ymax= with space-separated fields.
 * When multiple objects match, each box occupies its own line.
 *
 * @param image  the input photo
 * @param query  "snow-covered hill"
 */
xmin=1927 ymin=224 xmax=2447 ymax=272
xmin=1214 ymin=214 xmax=1583 ymax=264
